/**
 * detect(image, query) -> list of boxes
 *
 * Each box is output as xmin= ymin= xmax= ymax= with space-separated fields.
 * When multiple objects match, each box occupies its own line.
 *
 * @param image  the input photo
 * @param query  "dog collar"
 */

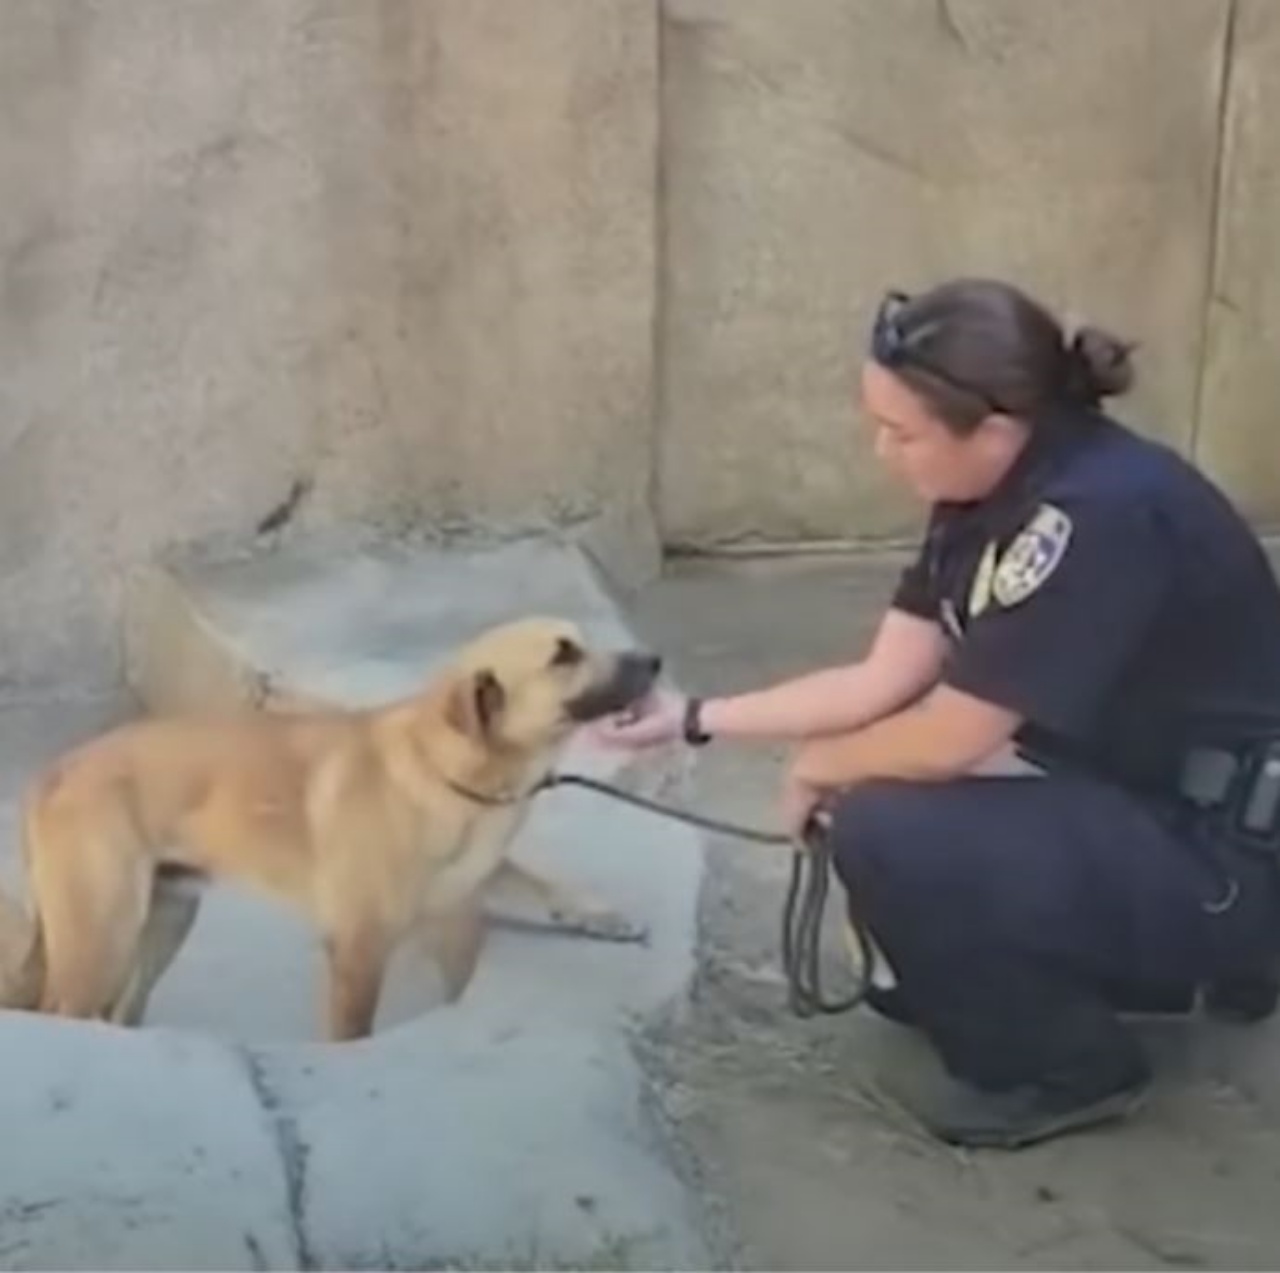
xmin=440 ymin=773 xmax=551 ymax=808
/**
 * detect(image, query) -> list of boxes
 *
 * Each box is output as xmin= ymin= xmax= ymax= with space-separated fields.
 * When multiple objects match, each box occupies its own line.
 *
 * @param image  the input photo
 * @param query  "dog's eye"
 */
xmin=551 ymin=638 xmax=583 ymax=668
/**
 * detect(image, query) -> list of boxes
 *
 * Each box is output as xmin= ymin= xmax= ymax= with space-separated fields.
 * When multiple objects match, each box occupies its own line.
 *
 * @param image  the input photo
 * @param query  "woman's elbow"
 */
xmin=914 ymin=692 xmax=1022 ymax=779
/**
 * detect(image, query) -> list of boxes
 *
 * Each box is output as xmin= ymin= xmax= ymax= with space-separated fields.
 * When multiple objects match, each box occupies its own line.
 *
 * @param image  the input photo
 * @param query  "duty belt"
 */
xmin=1020 ymin=712 xmax=1280 ymax=859
xmin=1178 ymin=737 xmax=1280 ymax=856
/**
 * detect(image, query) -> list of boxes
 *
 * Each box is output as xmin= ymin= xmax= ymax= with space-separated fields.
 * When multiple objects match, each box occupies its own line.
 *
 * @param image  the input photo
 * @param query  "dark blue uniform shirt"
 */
xmin=892 ymin=409 xmax=1280 ymax=797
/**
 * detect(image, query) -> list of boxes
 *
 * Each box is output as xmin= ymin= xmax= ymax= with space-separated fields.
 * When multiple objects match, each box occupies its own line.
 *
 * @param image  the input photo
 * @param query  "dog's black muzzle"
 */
xmin=565 ymin=653 xmax=662 ymax=723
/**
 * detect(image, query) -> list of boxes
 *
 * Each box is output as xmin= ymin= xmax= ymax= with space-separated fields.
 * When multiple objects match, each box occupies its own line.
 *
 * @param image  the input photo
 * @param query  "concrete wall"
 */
xmin=1 ymin=0 xmax=1276 ymax=688
xmin=1196 ymin=1 xmax=1280 ymax=523
xmin=0 ymin=0 xmax=657 ymax=688
xmin=658 ymin=0 xmax=1233 ymax=545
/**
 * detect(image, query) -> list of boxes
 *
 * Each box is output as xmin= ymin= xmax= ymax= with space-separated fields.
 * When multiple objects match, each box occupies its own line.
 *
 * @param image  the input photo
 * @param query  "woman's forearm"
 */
xmin=699 ymin=609 xmax=946 ymax=743
xmin=700 ymin=664 xmax=899 ymax=740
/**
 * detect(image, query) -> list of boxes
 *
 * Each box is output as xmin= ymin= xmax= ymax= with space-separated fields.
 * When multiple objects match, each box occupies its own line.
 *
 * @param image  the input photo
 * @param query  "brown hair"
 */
xmin=869 ymin=278 xmax=1135 ymax=434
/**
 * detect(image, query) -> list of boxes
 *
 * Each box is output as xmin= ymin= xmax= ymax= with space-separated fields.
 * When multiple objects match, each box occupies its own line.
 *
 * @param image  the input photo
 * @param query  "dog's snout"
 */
xmin=563 ymin=649 xmax=663 ymax=723
xmin=623 ymin=651 xmax=662 ymax=690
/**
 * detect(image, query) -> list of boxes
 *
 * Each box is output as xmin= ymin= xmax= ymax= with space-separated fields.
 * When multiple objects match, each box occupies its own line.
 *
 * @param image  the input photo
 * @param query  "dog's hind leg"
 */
xmin=109 ymin=870 xmax=204 ymax=1027
xmin=483 ymin=859 xmax=648 ymax=944
xmin=23 ymin=785 xmax=156 ymax=1021
xmin=32 ymin=842 xmax=151 ymax=1021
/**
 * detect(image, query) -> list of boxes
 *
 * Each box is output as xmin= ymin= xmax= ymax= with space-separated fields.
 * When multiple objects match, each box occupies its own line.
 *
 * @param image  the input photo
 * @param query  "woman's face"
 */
xmin=858 ymin=360 xmax=1025 ymax=504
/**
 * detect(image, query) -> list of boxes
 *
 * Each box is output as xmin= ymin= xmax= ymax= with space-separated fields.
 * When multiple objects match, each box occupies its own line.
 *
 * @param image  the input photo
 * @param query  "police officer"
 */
xmin=595 ymin=277 xmax=1280 ymax=1149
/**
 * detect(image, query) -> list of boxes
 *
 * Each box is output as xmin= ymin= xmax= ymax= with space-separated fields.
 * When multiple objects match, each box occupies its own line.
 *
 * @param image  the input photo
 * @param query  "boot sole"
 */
xmin=931 ymin=1082 xmax=1150 ymax=1151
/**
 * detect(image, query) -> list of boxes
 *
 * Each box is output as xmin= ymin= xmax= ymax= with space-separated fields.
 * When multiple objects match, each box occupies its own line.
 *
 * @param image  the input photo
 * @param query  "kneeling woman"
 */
xmin=596 ymin=278 xmax=1280 ymax=1149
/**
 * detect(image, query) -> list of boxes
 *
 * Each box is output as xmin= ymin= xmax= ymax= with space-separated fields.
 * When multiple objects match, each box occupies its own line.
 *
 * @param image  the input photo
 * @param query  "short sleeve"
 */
xmin=942 ymin=498 xmax=1173 ymax=735
xmin=890 ymin=514 xmax=943 ymax=620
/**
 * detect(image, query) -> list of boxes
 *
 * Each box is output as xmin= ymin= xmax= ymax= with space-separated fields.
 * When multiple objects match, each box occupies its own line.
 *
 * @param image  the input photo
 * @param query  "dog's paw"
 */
xmin=558 ymin=908 xmax=650 ymax=945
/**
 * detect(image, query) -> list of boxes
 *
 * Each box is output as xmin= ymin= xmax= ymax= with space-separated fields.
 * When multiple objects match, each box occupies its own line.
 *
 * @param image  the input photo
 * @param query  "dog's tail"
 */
xmin=0 ymin=793 xmax=47 ymax=1012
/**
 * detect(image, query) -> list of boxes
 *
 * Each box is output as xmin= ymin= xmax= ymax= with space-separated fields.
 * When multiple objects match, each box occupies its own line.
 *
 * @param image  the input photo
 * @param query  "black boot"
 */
xmin=916 ymin=1053 xmax=1151 ymax=1150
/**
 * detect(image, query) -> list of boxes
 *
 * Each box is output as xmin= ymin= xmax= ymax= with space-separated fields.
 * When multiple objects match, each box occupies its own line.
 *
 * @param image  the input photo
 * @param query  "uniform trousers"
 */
xmin=828 ymin=770 xmax=1280 ymax=1092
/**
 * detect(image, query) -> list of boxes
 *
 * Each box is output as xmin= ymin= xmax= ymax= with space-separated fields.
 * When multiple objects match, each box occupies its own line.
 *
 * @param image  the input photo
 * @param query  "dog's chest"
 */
xmin=419 ymin=805 xmax=526 ymax=914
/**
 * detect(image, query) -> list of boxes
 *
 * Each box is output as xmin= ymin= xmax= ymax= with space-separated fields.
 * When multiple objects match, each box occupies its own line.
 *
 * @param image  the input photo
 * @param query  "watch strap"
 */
xmin=683 ymin=696 xmax=712 ymax=746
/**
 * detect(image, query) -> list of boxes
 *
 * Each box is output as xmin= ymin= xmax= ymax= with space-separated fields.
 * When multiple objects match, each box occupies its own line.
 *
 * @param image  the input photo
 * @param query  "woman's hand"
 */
xmin=779 ymin=763 xmax=831 ymax=844
xmin=588 ymin=688 xmax=687 ymax=750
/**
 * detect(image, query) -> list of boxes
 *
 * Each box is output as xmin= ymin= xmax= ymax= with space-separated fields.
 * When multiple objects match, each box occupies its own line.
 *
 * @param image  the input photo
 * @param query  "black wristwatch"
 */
xmin=682 ymin=696 xmax=713 ymax=747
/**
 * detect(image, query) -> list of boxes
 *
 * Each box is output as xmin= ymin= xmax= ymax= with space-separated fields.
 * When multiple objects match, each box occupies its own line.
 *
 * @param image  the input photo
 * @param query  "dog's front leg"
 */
xmin=323 ymin=925 xmax=390 ymax=1041
xmin=420 ymin=904 xmax=487 ymax=1003
xmin=483 ymin=860 xmax=648 ymax=944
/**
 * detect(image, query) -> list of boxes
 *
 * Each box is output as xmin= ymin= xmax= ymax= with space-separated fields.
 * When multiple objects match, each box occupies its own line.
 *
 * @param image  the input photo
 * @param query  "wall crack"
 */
xmin=1190 ymin=0 xmax=1240 ymax=460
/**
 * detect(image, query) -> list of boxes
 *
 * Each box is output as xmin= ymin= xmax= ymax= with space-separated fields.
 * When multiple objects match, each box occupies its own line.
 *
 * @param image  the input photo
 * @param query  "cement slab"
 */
xmin=251 ymin=1022 xmax=707 ymax=1271
xmin=0 ymin=1003 xmax=297 ymax=1271
xmin=0 ymin=538 xmax=712 ymax=1269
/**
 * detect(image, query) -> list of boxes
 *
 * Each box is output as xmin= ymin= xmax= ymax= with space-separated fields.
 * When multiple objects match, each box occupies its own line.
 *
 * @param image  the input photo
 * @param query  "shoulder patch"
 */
xmin=992 ymin=503 xmax=1073 ymax=608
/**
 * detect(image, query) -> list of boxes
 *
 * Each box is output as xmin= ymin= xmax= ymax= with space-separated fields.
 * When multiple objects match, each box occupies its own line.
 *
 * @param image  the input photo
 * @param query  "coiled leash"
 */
xmin=527 ymin=772 xmax=876 ymax=1018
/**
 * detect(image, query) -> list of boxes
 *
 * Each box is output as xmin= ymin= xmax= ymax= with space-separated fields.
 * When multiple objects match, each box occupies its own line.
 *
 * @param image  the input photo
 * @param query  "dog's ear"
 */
xmin=445 ymin=668 xmax=506 ymax=740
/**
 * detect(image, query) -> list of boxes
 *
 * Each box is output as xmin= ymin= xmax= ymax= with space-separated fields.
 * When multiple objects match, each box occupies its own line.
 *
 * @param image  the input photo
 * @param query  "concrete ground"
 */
xmin=628 ymin=553 xmax=1280 ymax=1272
xmin=0 ymin=539 xmax=712 ymax=1271
xmin=3 ymin=545 xmax=1280 ymax=1270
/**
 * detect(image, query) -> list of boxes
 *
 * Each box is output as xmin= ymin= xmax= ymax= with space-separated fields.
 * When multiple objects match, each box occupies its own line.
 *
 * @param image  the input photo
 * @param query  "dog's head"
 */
xmin=441 ymin=617 xmax=661 ymax=754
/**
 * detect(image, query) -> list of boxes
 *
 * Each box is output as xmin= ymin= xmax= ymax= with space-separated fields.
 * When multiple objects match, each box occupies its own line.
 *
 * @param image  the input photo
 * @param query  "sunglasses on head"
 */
xmin=869 ymin=290 xmax=1009 ymax=416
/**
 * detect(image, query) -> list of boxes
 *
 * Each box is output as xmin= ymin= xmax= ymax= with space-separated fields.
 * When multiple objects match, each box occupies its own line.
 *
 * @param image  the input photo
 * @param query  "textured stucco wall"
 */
xmin=2 ymin=0 xmax=1278 ymax=691
xmin=0 ymin=0 xmax=657 ymax=689
xmin=1196 ymin=0 xmax=1280 ymax=524
xmin=657 ymin=0 xmax=1234 ymax=547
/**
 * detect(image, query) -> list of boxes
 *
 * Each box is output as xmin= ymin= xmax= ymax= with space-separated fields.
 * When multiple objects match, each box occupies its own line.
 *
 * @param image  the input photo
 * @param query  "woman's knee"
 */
xmin=826 ymin=778 xmax=941 ymax=891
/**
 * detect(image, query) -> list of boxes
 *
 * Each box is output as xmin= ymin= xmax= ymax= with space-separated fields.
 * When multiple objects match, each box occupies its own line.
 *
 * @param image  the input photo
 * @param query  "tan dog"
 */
xmin=5 ymin=617 xmax=661 ymax=1040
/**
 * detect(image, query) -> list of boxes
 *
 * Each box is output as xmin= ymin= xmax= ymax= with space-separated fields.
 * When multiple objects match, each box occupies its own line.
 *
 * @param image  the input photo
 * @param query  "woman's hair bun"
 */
xmin=1065 ymin=326 xmax=1135 ymax=402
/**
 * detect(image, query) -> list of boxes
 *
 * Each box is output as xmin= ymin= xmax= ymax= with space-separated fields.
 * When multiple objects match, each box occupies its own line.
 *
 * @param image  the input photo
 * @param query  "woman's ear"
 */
xmin=973 ymin=410 xmax=1028 ymax=457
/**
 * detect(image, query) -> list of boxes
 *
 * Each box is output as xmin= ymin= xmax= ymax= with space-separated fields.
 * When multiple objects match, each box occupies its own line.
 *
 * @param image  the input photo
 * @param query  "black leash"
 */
xmin=778 ymin=815 xmax=877 ymax=1017
xmin=524 ymin=771 xmax=876 ymax=1017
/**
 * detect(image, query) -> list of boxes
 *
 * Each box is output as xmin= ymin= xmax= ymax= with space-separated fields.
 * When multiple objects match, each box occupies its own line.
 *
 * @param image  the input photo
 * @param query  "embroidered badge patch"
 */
xmin=992 ymin=504 xmax=1073 ymax=608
